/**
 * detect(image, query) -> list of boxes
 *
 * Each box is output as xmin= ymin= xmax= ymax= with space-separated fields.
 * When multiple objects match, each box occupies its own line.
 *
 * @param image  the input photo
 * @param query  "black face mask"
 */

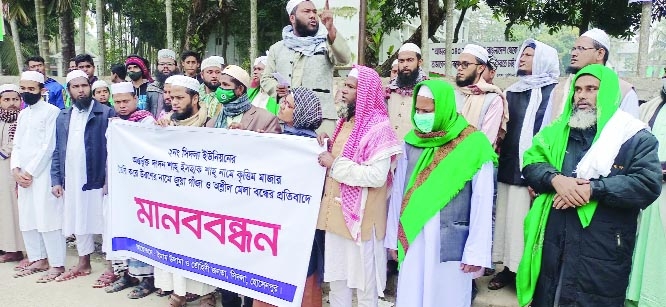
xmin=128 ymin=71 xmax=143 ymax=81
xmin=21 ymin=92 xmax=42 ymax=105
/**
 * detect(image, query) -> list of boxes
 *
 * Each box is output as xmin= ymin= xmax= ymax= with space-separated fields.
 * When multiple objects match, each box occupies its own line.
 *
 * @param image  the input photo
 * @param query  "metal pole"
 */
xmin=420 ymin=0 xmax=429 ymax=74
xmin=358 ymin=0 xmax=367 ymax=65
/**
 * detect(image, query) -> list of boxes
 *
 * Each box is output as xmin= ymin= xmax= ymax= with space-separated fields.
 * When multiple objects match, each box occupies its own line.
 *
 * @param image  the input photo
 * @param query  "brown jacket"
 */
xmin=206 ymin=105 xmax=281 ymax=134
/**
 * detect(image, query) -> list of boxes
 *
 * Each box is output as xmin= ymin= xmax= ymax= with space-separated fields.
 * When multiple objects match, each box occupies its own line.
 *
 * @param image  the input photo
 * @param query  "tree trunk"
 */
xmin=110 ymin=11 xmax=116 ymax=54
xmin=578 ymin=0 xmax=593 ymax=35
xmin=504 ymin=20 xmax=515 ymax=41
xmin=96 ymin=0 xmax=105 ymax=74
xmin=379 ymin=0 xmax=445 ymax=75
xmin=221 ymin=18 xmax=230 ymax=59
xmin=34 ymin=0 xmax=49 ymax=64
xmin=60 ymin=10 xmax=76 ymax=74
xmin=445 ymin=0 xmax=454 ymax=77
xmin=80 ymin=0 xmax=87 ymax=53
xmin=250 ymin=0 xmax=257 ymax=62
xmin=637 ymin=1 xmax=652 ymax=77
xmin=166 ymin=0 xmax=174 ymax=50
xmin=453 ymin=6 xmax=468 ymax=43
xmin=184 ymin=0 xmax=230 ymax=55
xmin=9 ymin=18 xmax=23 ymax=73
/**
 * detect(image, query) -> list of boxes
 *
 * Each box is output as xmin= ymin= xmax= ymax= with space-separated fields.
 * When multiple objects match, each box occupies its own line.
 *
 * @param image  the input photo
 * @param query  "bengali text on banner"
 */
xmin=106 ymin=121 xmax=326 ymax=307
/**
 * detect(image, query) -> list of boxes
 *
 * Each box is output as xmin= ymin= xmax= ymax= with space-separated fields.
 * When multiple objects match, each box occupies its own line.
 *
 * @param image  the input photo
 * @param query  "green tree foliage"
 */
xmin=487 ymin=0 xmax=666 ymax=39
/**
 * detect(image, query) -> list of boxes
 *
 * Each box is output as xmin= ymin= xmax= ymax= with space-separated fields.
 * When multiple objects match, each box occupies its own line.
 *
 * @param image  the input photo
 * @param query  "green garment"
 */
xmin=248 ymin=87 xmax=279 ymax=115
xmin=517 ymin=64 xmax=623 ymax=306
xmin=200 ymin=84 xmax=220 ymax=119
xmin=398 ymin=80 xmax=497 ymax=264
xmin=626 ymin=186 xmax=666 ymax=307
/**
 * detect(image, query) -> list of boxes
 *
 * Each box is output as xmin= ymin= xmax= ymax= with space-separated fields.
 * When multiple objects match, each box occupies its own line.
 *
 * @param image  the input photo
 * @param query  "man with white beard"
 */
xmin=518 ymin=64 xmax=661 ymax=307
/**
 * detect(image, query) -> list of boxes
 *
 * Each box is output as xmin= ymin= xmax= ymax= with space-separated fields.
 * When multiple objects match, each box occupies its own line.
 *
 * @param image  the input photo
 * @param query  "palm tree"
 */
xmin=57 ymin=0 xmax=76 ymax=74
xmin=4 ymin=1 xmax=29 ymax=72
xmin=95 ymin=0 xmax=105 ymax=74
xmin=166 ymin=0 xmax=173 ymax=50
xmin=34 ymin=0 xmax=49 ymax=63
xmin=80 ymin=0 xmax=87 ymax=53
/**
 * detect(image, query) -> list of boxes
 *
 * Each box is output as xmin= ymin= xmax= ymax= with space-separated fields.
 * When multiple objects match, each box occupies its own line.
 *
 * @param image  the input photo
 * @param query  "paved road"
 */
xmin=0 ymin=248 xmax=518 ymax=306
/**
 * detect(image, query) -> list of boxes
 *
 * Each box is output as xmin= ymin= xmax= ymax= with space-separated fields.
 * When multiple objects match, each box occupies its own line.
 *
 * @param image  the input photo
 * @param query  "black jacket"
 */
xmin=523 ymin=128 xmax=662 ymax=307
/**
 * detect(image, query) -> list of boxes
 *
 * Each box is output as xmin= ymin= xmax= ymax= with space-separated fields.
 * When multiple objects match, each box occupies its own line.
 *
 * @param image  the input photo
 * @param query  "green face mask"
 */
xmin=215 ymin=88 xmax=237 ymax=104
xmin=414 ymin=112 xmax=435 ymax=133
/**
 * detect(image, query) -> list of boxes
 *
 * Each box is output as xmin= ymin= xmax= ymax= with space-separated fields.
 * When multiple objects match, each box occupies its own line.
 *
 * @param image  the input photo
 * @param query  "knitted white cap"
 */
xmin=171 ymin=76 xmax=201 ymax=92
xmin=110 ymin=82 xmax=134 ymax=94
xmin=201 ymin=57 xmax=222 ymax=71
xmin=461 ymin=44 xmax=489 ymax=63
xmin=581 ymin=28 xmax=610 ymax=51
xmin=66 ymin=70 xmax=89 ymax=84
xmin=417 ymin=85 xmax=434 ymax=99
xmin=286 ymin=0 xmax=308 ymax=14
xmin=21 ymin=71 xmax=45 ymax=84
xmin=399 ymin=43 xmax=422 ymax=55
xmin=158 ymin=49 xmax=177 ymax=61
xmin=91 ymin=80 xmax=109 ymax=93
xmin=0 ymin=84 xmax=20 ymax=95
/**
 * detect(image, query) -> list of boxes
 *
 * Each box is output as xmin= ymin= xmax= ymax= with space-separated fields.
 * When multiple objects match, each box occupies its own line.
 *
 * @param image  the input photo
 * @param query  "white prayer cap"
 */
xmin=286 ymin=0 xmax=308 ymax=14
xmin=158 ymin=49 xmax=177 ymax=61
xmin=171 ymin=76 xmax=200 ymax=92
xmin=392 ymin=59 xmax=399 ymax=67
xmin=201 ymin=57 xmax=222 ymax=71
xmin=21 ymin=71 xmax=45 ymax=84
xmin=66 ymin=70 xmax=89 ymax=85
xmin=164 ymin=75 xmax=179 ymax=85
xmin=210 ymin=56 xmax=225 ymax=66
xmin=91 ymin=80 xmax=109 ymax=93
xmin=254 ymin=56 xmax=268 ymax=67
xmin=581 ymin=28 xmax=610 ymax=51
xmin=348 ymin=68 xmax=359 ymax=79
xmin=417 ymin=85 xmax=434 ymax=99
xmin=461 ymin=44 xmax=489 ymax=63
xmin=222 ymin=65 xmax=251 ymax=89
xmin=399 ymin=43 xmax=422 ymax=55
xmin=110 ymin=82 xmax=134 ymax=95
xmin=0 ymin=84 xmax=20 ymax=95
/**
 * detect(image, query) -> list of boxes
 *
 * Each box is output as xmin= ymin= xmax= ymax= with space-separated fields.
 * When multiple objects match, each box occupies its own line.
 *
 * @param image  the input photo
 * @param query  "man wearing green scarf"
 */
xmin=385 ymin=79 xmax=496 ymax=307
xmin=519 ymin=64 xmax=662 ymax=307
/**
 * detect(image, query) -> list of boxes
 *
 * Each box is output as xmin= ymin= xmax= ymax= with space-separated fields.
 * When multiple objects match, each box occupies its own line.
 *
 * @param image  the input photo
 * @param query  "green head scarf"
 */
xmin=398 ymin=80 xmax=496 ymax=264
xmin=516 ymin=64 xmax=622 ymax=306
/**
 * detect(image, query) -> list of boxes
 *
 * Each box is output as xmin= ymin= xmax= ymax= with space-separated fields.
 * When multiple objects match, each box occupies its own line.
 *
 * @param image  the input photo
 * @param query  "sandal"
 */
xmin=488 ymin=268 xmax=515 ymax=290
xmin=55 ymin=267 xmax=92 ymax=282
xmin=36 ymin=270 xmax=65 ymax=283
xmin=199 ymin=293 xmax=216 ymax=307
xmin=0 ymin=252 xmax=24 ymax=263
xmin=93 ymin=271 xmax=119 ymax=288
xmin=127 ymin=278 xmax=156 ymax=299
xmin=155 ymin=288 xmax=173 ymax=297
xmin=14 ymin=259 xmax=30 ymax=271
xmin=186 ymin=293 xmax=201 ymax=302
xmin=13 ymin=266 xmax=48 ymax=278
xmin=105 ymin=275 xmax=139 ymax=293
xmin=168 ymin=294 xmax=187 ymax=307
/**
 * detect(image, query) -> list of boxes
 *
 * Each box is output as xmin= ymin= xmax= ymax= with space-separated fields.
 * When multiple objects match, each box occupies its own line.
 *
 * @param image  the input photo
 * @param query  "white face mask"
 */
xmin=413 ymin=112 xmax=435 ymax=133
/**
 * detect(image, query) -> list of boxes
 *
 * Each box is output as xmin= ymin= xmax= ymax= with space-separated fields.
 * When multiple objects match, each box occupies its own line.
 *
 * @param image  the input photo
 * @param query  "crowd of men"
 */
xmin=0 ymin=0 xmax=664 ymax=307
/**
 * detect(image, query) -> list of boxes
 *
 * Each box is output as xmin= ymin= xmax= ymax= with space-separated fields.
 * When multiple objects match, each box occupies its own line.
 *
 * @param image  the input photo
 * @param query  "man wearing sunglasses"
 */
xmin=548 ymin=28 xmax=639 ymax=121
xmin=454 ymin=44 xmax=508 ymax=150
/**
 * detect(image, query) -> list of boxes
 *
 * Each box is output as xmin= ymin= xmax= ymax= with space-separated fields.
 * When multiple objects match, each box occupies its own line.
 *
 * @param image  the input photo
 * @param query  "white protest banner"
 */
xmin=429 ymin=42 xmax=522 ymax=77
xmin=107 ymin=121 xmax=326 ymax=307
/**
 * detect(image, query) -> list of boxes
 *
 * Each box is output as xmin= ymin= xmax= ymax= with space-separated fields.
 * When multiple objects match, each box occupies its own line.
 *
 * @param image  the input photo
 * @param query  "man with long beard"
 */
xmin=386 ymin=43 xmax=429 ymax=139
xmin=50 ymin=70 xmax=115 ymax=282
xmin=518 ymin=64 xmax=661 ymax=307
xmin=11 ymin=73 xmax=65 ymax=282
xmin=199 ymin=57 xmax=224 ymax=120
xmin=454 ymin=44 xmax=508 ymax=148
xmin=316 ymin=65 xmax=402 ymax=307
xmin=147 ymin=49 xmax=180 ymax=119
xmin=1 ymin=83 xmax=27 ymax=268
xmin=490 ymin=39 xmax=560 ymax=291
xmin=548 ymin=28 xmax=639 ymax=120
xmin=154 ymin=76 xmax=219 ymax=307
xmin=262 ymin=0 xmax=351 ymax=135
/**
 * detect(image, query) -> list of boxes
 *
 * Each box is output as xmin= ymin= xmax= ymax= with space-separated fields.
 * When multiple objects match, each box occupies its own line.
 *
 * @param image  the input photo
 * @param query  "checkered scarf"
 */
xmin=291 ymin=87 xmax=322 ymax=131
xmin=0 ymin=108 xmax=19 ymax=142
